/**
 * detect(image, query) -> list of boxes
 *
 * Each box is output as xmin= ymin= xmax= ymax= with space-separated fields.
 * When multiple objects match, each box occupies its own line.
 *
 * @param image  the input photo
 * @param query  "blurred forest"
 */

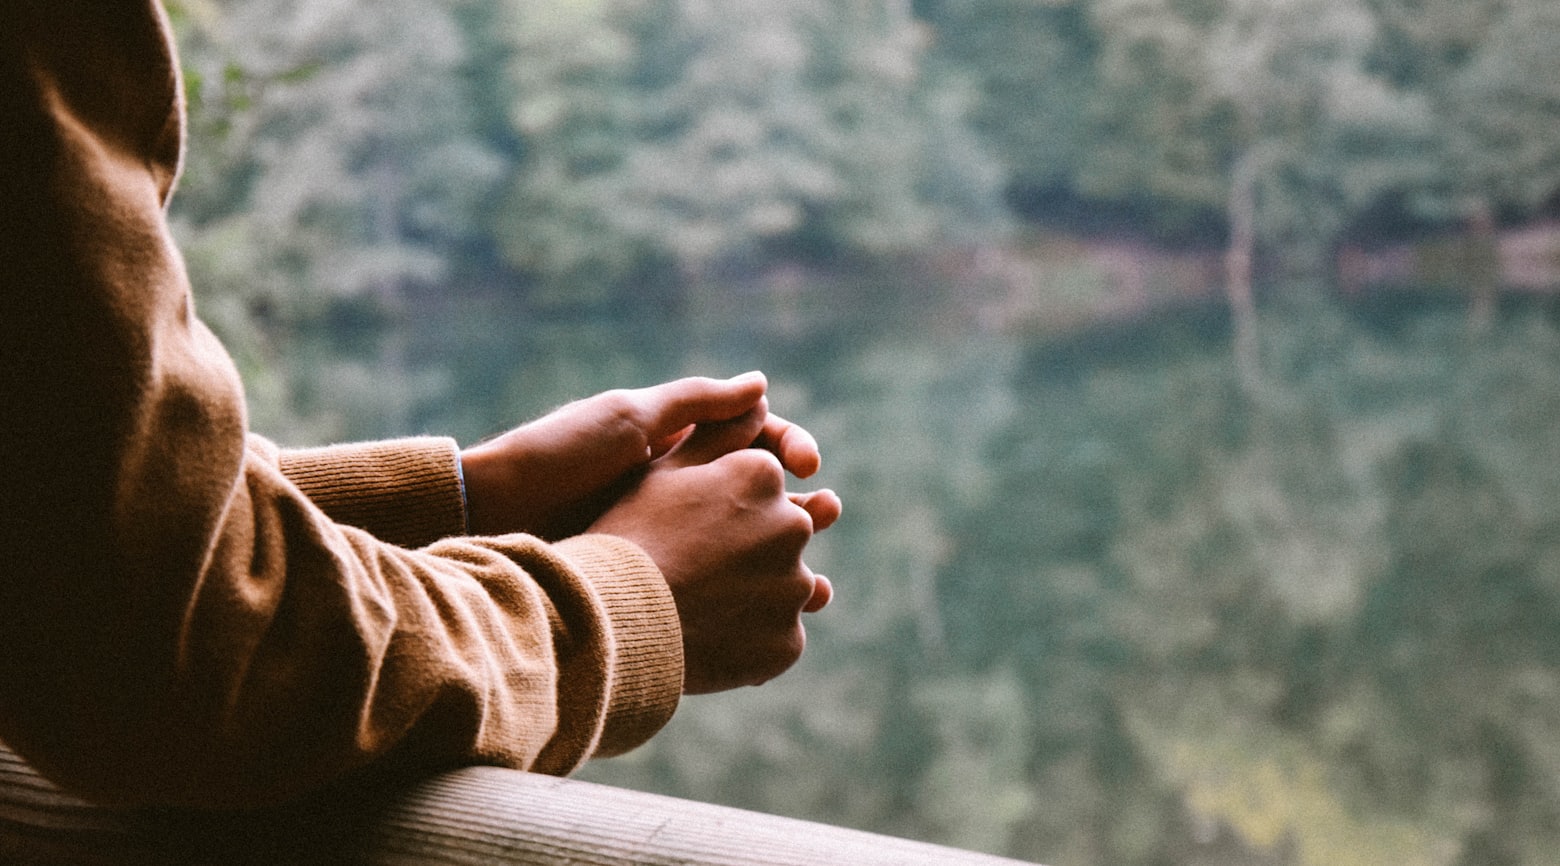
xmin=161 ymin=0 xmax=1560 ymax=863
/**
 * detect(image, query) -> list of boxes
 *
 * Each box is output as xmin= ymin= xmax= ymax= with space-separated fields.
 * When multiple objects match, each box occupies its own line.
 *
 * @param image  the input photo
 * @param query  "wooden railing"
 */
xmin=0 ymin=742 xmax=1039 ymax=864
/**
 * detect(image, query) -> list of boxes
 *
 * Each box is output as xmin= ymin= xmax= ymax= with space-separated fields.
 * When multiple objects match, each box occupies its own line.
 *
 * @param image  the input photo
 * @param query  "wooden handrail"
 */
xmin=0 ymin=742 xmax=1039 ymax=864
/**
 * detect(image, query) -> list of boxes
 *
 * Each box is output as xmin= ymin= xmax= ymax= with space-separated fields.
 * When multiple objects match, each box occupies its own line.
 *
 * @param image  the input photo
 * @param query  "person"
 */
xmin=0 ymin=0 xmax=840 ymax=810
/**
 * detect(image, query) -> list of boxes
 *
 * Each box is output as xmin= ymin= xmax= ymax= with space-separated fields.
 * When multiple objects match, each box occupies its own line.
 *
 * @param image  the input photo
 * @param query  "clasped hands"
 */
xmin=459 ymin=372 xmax=841 ymax=694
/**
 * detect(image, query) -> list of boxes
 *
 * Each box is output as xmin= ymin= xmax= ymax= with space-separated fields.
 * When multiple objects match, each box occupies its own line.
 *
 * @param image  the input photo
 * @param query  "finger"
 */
xmin=803 ymin=574 xmax=833 ymax=613
xmin=754 ymin=414 xmax=822 ymax=478
xmin=789 ymin=489 xmax=842 ymax=532
xmin=635 ymin=372 xmax=767 ymax=444
xmin=659 ymin=400 xmax=770 ymax=468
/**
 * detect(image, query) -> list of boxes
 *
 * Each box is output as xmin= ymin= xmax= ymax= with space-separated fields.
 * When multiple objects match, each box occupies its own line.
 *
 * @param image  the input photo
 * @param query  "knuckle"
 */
xmin=734 ymin=446 xmax=782 ymax=470
xmin=785 ymin=573 xmax=816 ymax=609
xmin=730 ymin=448 xmax=786 ymax=490
xmin=765 ymin=563 xmax=818 ymax=612
xmin=743 ymin=634 xmax=805 ymax=689
xmin=762 ymin=624 xmax=807 ymax=681
xmin=782 ymin=503 xmax=814 ymax=538
xmin=760 ymin=501 xmax=814 ymax=552
xmin=596 ymin=389 xmax=638 ymax=422
xmin=597 ymin=389 xmax=650 ymax=444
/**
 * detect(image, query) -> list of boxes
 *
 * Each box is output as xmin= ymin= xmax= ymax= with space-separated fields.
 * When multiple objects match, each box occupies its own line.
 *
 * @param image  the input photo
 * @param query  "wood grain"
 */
xmin=0 ymin=742 xmax=1039 ymax=865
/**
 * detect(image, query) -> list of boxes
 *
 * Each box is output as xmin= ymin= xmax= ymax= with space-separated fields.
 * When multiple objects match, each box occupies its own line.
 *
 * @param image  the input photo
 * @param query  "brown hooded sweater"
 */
xmin=0 ymin=0 xmax=682 ymax=809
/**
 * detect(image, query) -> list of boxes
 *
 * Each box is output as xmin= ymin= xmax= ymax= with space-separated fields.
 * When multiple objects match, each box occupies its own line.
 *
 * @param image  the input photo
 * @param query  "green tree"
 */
xmin=491 ymin=0 xmax=644 ymax=305
xmin=496 ymin=0 xmax=1005 ymax=306
xmin=1443 ymin=3 xmax=1560 ymax=218
xmin=1204 ymin=0 xmax=1399 ymax=387
xmin=919 ymin=0 xmax=1098 ymax=206
xmin=168 ymin=0 xmax=501 ymax=441
xmin=1363 ymin=0 xmax=1560 ymax=328
xmin=1081 ymin=0 xmax=1233 ymax=229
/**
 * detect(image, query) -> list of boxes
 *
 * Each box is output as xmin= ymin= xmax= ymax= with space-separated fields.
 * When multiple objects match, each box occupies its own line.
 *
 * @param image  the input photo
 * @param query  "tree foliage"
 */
xmin=496 ymin=0 xmax=1005 ymax=303
xmin=168 ymin=0 xmax=502 ymax=438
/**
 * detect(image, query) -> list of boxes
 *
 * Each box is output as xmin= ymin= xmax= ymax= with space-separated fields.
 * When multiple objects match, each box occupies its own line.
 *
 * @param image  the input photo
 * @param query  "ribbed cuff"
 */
xmin=277 ymin=437 xmax=467 ymax=549
xmin=554 ymin=534 xmax=683 ymax=757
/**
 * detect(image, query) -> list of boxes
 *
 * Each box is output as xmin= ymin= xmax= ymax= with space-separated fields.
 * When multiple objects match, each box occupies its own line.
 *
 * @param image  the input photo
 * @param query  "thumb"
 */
xmin=638 ymin=371 xmax=769 ymax=448
xmin=660 ymin=400 xmax=769 ymax=468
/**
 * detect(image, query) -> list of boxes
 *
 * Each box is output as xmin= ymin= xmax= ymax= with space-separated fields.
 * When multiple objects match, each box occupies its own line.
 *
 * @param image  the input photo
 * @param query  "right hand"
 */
xmin=587 ymin=404 xmax=841 ymax=695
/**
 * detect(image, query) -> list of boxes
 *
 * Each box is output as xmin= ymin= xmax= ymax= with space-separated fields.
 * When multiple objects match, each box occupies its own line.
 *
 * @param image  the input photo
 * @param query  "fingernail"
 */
xmin=732 ymin=370 xmax=765 ymax=384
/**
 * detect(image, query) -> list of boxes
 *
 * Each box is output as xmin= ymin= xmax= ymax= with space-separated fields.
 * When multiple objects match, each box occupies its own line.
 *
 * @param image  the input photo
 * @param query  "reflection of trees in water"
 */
xmin=435 ymin=278 xmax=1525 ymax=864
xmin=219 ymin=245 xmax=1560 ymax=864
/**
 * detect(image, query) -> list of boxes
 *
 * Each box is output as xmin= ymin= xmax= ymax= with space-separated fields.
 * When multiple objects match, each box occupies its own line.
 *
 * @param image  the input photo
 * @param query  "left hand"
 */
xmin=460 ymin=372 xmax=823 ymax=539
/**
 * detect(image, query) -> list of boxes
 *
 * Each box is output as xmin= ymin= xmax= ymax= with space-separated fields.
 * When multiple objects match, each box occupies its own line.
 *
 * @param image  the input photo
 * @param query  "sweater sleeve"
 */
xmin=0 ymin=0 xmax=681 ymax=809
xmin=272 ymin=437 xmax=470 ymax=548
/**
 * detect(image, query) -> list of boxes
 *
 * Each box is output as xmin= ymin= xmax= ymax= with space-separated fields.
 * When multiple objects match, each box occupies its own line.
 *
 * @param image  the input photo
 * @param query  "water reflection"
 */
xmin=384 ymin=261 xmax=1560 ymax=863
